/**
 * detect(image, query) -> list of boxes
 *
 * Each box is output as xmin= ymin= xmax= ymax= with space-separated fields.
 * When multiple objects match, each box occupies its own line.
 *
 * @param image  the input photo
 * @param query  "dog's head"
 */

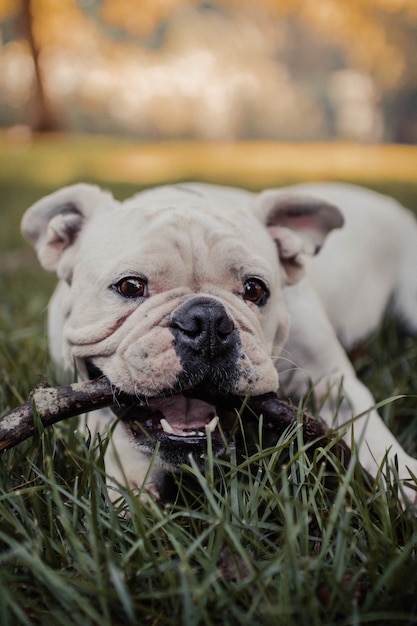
xmin=21 ymin=183 xmax=342 ymax=465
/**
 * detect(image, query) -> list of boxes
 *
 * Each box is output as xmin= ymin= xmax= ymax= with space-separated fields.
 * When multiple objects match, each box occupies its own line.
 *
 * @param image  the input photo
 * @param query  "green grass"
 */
xmin=1 ymin=136 xmax=417 ymax=624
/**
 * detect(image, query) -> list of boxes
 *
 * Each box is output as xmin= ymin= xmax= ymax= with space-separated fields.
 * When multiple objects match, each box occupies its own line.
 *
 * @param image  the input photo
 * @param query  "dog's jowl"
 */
xmin=21 ymin=181 xmax=417 ymax=501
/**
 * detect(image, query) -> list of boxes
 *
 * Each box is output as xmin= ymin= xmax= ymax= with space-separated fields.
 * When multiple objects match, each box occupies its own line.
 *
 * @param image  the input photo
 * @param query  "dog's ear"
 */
xmin=255 ymin=191 xmax=344 ymax=284
xmin=21 ymin=184 xmax=116 ymax=280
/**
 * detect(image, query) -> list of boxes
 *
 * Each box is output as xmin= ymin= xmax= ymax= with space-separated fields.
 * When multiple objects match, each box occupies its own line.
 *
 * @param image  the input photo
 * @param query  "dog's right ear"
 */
xmin=21 ymin=184 xmax=116 ymax=280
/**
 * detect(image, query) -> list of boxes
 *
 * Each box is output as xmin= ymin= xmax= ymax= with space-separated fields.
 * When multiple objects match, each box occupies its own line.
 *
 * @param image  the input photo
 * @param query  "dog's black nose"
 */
xmin=171 ymin=297 xmax=236 ymax=359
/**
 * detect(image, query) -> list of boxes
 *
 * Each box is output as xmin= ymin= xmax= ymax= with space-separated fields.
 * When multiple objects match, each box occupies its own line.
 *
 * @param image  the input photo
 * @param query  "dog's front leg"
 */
xmin=87 ymin=409 xmax=165 ymax=502
xmin=279 ymin=281 xmax=417 ymax=494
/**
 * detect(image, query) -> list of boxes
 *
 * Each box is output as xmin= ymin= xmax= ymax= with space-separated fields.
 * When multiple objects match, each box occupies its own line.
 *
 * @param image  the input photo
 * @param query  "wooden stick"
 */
xmin=0 ymin=379 xmax=350 ymax=467
xmin=0 ymin=378 xmax=119 ymax=451
xmin=238 ymin=393 xmax=352 ymax=468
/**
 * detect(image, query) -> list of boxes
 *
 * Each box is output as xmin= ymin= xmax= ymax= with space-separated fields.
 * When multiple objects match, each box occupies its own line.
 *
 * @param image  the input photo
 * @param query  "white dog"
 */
xmin=21 ymin=181 xmax=417 ymax=501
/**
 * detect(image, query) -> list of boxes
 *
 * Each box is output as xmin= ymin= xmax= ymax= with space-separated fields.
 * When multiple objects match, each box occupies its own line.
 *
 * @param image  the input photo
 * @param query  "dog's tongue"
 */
xmin=148 ymin=396 xmax=218 ymax=437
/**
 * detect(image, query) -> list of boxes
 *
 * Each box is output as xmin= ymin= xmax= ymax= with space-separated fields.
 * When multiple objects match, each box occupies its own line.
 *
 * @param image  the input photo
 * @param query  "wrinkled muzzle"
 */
xmin=88 ymin=296 xmax=275 ymax=467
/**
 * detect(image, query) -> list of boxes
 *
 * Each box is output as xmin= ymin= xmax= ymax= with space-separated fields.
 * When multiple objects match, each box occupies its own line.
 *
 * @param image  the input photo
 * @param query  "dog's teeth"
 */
xmin=207 ymin=416 xmax=219 ymax=433
xmin=160 ymin=418 xmax=175 ymax=434
xmin=160 ymin=415 xmax=219 ymax=437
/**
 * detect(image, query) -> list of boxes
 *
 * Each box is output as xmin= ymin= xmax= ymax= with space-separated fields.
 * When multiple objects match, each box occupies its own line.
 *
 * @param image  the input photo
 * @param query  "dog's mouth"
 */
xmin=112 ymin=389 xmax=243 ymax=466
xmin=87 ymin=363 xmax=242 ymax=465
xmin=134 ymin=395 xmax=220 ymax=439
xmin=120 ymin=383 xmax=247 ymax=463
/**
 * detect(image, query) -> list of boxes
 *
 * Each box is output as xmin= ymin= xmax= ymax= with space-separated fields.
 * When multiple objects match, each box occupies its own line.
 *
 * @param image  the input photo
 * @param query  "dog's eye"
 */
xmin=115 ymin=277 xmax=148 ymax=299
xmin=243 ymin=278 xmax=269 ymax=306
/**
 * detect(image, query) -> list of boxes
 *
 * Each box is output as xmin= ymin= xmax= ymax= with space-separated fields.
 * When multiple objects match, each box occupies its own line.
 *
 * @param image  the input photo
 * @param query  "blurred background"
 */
xmin=1 ymin=0 xmax=416 ymax=143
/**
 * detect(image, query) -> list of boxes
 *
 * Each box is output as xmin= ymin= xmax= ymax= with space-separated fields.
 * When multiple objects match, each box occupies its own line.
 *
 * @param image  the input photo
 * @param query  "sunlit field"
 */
xmin=2 ymin=132 xmax=417 ymax=190
xmin=1 ymin=135 xmax=417 ymax=625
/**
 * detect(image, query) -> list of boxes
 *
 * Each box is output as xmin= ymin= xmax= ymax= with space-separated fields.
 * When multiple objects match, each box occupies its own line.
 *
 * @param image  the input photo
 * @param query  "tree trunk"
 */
xmin=18 ymin=0 xmax=60 ymax=132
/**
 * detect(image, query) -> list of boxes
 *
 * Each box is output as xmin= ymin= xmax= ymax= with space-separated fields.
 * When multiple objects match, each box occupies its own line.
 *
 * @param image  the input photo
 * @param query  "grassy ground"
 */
xmin=1 ymin=134 xmax=417 ymax=625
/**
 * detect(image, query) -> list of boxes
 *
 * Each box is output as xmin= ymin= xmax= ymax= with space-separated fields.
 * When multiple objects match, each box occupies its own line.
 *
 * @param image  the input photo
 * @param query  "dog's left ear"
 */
xmin=255 ymin=190 xmax=344 ymax=284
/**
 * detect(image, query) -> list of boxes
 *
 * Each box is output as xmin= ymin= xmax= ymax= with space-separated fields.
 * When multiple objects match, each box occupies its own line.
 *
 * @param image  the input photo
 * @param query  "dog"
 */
xmin=21 ymin=181 xmax=417 ymax=502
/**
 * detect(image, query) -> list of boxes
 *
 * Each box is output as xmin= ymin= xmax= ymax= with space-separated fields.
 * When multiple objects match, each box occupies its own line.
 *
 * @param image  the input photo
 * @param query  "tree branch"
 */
xmin=0 ymin=378 xmax=118 ymax=451
xmin=0 ymin=380 xmax=352 ymax=469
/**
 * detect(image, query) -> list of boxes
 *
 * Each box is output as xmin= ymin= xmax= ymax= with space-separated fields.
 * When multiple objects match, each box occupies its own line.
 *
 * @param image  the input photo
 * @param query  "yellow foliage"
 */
xmin=100 ymin=0 xmax=199 ymax=36
xmin=0 ymin=0 xmax=20 ymax=20
xmin=30 ymin=0 xmax=101 ymax=48
xmin=95 ymin=0 xmax=417 ymax=87
xmin=253 ymin=0 xmax=416 ymax=88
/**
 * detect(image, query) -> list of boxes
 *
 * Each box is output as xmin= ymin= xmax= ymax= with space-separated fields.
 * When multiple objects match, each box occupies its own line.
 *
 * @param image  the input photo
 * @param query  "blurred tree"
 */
xmin=99 ymin=0 xmax=196 ymax=36
xmin=98 ymin=0 xmax=417 ymax=90
xmin=0 ymin=0 xmax=416 ymax=139
xmin=0 ymin=0 xmax=100 ymax=131
xmin=0 ymin=0 xmax=57 ymax=130
xmin=98 ymin=0 xmax=417 ymax=141
xmin=19 ymin=0 xmax=58 ymax=131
